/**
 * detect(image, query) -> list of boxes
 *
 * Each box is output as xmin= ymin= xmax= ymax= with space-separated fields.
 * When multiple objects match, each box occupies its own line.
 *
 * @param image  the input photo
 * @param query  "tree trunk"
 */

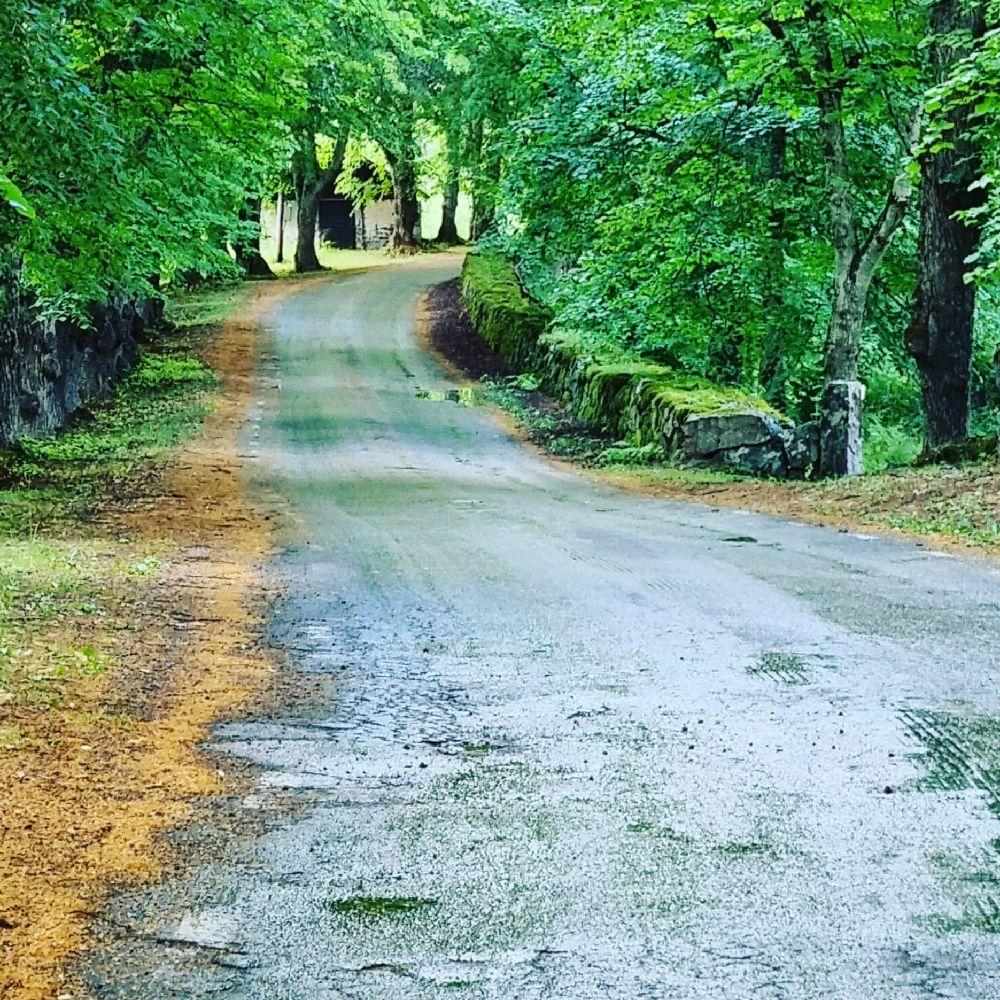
xmin=388 ymin=154 xmax=420 ymax=252
xmin=234 ymin=198 xmax=274 ymax=279
xmin=436 ymin=174 xmax=461 ymax=244
xmin=293 ymin=126 xmax=324 ymax=273
xmin=295 ymin=185 xmax=322 ymax=272
xmin=799 ymin=2 xmax=916 ymax=477
xmin=275 ymin=192 xmax=285 ymax=264
xmin=293 ymin=128 xmax=348 ymax=273
xmin=819 ymin=269 xmax=869 ymax=476
xmin=906 ymin=1 xmax=987 ymax=450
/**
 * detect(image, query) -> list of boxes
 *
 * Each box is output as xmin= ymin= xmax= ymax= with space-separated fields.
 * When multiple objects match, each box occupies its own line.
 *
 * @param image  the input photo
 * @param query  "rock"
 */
xmin=679 ymin=410 xmax=788 ymax=476
xmin=784 ymin=420 xmax=820 ymax=478
xmin=819 ymin=380 xmax=866 ymax=477
xmin=461 ymin=253 xmax=809 ymax=480
xmin=681 ymin=410 xmax=786 ymax=457
xmin=719 ymin=440 xmax=788 ymax=478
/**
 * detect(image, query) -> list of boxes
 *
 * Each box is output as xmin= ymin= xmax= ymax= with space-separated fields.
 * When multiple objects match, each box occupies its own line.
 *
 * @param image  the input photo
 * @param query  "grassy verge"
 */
xmin=493 ymin=376 xmax=1000 ymax=556
xmin=262 ymin=246 xmax=403 ymax=278
xmin=0 ymin=288 xmax=242 ymax=712
xmin=604 ymin=461 xmax=1000 ymax=552
xmin=480 ymin=377 xmax=713 ymax=471
xmin=0 ymin=283 xmax=245 ymax=526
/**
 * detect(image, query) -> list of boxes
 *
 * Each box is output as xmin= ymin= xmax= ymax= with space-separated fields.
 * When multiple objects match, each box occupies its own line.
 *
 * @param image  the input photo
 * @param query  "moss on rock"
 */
xmin=461 ymin=252 xmax=798 ymax=477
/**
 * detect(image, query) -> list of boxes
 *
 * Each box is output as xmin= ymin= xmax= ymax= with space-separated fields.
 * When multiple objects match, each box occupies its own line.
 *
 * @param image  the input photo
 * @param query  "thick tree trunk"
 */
xmin=292 ymin=128 xmax=348 ymax=273
xmin=294 ymin=185 xmax=322 ymax=272
xmin=819 ymin=270 xmax=869 ymax=476
xmin=906 ymin=1 xmax=987 ymax=450
xmin=436 ymin=174 xmax=461 ymax=244
xmin=234 ymin=198 xmax=274 ymax=279
xmin=388 ymin=154 xmax=420 ymax=252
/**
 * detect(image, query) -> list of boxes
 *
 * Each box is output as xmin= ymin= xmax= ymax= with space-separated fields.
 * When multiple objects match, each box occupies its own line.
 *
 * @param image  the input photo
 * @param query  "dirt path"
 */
xmin=80 ymin=260 xmax=999 ymax=999
xmin=0 ymin=280 xmax=300 ymax=1000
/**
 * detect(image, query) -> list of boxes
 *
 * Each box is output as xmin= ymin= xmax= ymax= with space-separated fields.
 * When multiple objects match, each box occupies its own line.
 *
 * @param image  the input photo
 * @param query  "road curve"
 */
xmin=83 ymin=258 xmax=1000 ymax=999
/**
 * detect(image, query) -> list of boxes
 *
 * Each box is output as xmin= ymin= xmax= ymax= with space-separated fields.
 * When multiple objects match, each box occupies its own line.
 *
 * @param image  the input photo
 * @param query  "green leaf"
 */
xmin=1 ymin=176 xmax=35 ymax=219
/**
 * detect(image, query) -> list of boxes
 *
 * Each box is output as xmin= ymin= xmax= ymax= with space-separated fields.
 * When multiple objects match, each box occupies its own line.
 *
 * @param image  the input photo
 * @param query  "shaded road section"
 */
xmin=84 ymin=258 xmax=1000 ymax=998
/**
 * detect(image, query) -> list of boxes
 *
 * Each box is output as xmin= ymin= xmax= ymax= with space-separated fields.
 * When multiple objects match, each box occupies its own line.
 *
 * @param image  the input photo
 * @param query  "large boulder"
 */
xmin=681 ymin=410 xmax=786 ymax=455
xmin=679 ymin=411 xmax=789 ymax=477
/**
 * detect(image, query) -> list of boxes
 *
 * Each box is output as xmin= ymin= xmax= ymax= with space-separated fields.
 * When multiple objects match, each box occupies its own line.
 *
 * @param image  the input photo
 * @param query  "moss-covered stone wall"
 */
xmin=461 ymin=252 xmax=815 ymax=478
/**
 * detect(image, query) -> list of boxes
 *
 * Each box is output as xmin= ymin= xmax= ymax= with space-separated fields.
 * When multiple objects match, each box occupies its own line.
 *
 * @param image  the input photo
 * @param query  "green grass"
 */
xmin=262 ymin=247 xmax=409 ymax=279
xmin=885 ymin=512 xmax=1000 ymax=549
xmin=0 ymin=538 xmax=115 ymax=706
xmin=480 ymin=378 xmax=609 ymax=464
xmin=164 ymin=283 xmax=248 ymax=331
xmin=327 ymin=896 xmax=439 ymax=918
xmin=600 ymin=463 xmax=746 ymax=486
xmin=0 ymin=539 xmax=99 ymax=620
xmin=0 ymin=303 xmax=228 ymax=710
xmin=0 ymin=336 xmax=218 ymax=529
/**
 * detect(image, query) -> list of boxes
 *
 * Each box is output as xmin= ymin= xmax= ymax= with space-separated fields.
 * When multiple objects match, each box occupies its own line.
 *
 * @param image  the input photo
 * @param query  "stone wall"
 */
xmin=461 ymin=252 xmax=817 ymax=478
xmin=0 ymin=278 xmax=161 ymax=447
xmin=356 ymin=200 xmax=397 ymax=249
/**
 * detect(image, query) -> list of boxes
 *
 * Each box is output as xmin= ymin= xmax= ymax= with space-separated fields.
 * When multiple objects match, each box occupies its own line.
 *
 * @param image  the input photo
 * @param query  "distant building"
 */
xmin=263 ymin=164 xmax=431 ymax=258
xmin=316 ymin=178 xmax=403 ymax=250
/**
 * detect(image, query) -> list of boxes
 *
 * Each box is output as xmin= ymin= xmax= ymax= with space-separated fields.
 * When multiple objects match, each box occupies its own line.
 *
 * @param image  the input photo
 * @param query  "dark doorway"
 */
xmin=318 ymin=197 xmax=356 ymax=249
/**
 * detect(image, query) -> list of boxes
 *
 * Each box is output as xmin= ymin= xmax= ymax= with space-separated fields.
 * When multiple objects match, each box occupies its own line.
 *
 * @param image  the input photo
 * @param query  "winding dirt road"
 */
xmin=83 ymin=258 xmax=1000 ymax=999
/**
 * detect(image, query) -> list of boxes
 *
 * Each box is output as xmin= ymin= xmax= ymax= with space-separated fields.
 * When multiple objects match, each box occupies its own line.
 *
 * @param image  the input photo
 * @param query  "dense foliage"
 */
xmin=2 ymin=0 xmax=998 ymax=471
xmin=458 ymin=1 xmax=1000 ymax=467
xmin=0 ymin=1 xmax=311 ymax=313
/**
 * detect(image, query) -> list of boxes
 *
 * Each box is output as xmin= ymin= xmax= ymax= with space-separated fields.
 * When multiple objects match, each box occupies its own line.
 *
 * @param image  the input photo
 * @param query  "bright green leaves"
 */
xmin=0 ymin=176 xmax=33 ymax=219
xmin=1 ymin=0 xmax=311 ymax=310
xmin=472 ymin=0 xmax=995 ymax=433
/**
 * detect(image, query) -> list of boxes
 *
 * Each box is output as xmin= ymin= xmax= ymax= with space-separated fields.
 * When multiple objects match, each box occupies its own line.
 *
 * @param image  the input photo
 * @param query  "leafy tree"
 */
xmin=3 ymin=0 xmax=996 ymax=475
xmin=460 ymin=0 xmax=996 ymax=473
xmin=0 ymin=0 xmax=307 ymax=309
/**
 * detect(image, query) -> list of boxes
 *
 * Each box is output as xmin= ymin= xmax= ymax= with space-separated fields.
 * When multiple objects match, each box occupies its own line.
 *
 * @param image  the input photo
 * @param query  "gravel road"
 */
xmin=82 ymin=258 xmax=1000 ymax=999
